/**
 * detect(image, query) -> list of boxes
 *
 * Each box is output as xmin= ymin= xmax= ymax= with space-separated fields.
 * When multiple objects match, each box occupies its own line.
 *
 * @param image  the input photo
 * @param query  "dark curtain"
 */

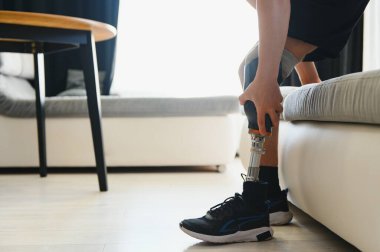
xmin=0 ymin=0 xmax=119 ymax=96
xmin=282 ymin=17 xmax=364 ymax=86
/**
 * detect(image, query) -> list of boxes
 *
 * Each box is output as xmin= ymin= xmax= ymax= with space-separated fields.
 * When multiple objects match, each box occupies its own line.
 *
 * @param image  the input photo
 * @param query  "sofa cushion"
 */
xmin=44 ymin=96 xmax=240 ymax=118
xmin=283 ymin=69 xmax=380 ymax=125
xmin=0 ymin=53 xmax=34 ymax=79
xmin=0 ymin=74 xmax=240 ymax=118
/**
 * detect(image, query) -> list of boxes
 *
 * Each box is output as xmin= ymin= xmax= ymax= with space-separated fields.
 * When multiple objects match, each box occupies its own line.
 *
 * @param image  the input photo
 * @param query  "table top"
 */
xmin=0 ymin=11 xmax=117 ymax=42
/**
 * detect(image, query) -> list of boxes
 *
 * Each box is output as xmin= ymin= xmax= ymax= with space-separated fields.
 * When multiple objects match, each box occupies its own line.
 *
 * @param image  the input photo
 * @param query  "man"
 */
xmin=180 ymin=0 xmax=370 ymax=243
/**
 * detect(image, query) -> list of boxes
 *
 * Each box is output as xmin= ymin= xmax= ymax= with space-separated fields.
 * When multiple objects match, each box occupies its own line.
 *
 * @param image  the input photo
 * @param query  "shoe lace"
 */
xmin=241 ymin=173 xmax=247 ymax=182
xmin=208 ymin=193 xmax=245 ymax=219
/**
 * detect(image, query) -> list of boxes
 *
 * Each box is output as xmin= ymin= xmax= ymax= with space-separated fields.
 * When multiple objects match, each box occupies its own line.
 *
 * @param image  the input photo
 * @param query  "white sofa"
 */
xmin=0 ymin=73 xmax=244 ymax=168
xmin=0 ymin=52 xmax=244 ymax=168
xmin=240 ymin=70 xmax=380 ymax=251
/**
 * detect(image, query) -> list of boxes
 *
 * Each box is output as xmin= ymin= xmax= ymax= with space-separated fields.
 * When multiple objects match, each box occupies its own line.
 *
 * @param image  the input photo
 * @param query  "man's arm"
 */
xmin=239 ymin=0 xmax=291 ymax=135
xmin=295 ymin=62 xmax=322 ymax=85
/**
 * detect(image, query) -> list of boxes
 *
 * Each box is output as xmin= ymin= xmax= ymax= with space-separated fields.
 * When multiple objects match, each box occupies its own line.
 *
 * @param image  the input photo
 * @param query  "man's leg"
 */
xmin=295 ymin=61 xmax=321 ymax=85
xmin=179 ymin=38 xmax=315 ymax=243
xmin=239 ymin=37 xmax=317 ymax=225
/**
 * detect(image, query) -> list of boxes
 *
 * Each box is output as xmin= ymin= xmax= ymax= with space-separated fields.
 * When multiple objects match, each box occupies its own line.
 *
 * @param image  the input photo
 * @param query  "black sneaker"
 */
xmin=268 ymin=189 xmax=293 ymax=226
xmin=179 ymin=182 xmax=273 ymax=243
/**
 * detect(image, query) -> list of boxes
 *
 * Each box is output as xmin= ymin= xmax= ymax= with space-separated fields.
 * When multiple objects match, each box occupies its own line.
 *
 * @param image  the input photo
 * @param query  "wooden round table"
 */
xmin=0 ymin=11 xmax=117 ymax=191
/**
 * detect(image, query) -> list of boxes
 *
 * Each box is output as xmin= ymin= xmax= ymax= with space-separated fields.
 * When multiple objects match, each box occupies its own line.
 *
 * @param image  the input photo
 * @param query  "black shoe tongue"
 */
xmin=242 ymin=181 xmax=268 ymax=206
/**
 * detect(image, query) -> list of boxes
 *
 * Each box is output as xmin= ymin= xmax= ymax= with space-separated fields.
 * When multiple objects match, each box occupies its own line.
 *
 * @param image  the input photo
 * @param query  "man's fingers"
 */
xmin=257 ymin=111 xmax=266 ymax=135
xmin=269 ymin=111 xmax=280 ymax=127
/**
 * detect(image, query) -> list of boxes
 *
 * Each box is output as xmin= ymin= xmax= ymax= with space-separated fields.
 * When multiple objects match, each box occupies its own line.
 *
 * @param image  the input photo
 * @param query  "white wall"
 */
xmin=363 ymin=0 xmax=380 ymax=71
xmin=111 ymin=0 xmax=258 ymax=97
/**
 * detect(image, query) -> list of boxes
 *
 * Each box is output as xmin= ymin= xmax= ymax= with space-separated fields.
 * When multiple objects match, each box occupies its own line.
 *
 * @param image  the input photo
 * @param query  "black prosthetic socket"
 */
xmin=242 ymin=181 xmax=268 ymax=212
xmin=258 ymin=166 xmax=281 ymax=198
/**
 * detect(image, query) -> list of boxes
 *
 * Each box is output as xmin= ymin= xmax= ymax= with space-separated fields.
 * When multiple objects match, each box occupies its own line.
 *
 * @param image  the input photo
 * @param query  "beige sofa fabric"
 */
xmin=283 ymin=69 xmax=380 ymax=125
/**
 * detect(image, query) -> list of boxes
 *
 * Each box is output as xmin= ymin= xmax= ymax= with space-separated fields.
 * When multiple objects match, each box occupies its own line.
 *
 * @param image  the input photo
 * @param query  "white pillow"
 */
xmin=0 ymin=74 xmax=35 ymax=100
xmin=0 ymin=53 xmax=34 ymax=79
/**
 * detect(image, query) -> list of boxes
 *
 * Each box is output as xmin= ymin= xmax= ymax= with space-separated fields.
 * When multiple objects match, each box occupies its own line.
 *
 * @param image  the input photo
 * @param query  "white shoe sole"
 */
xmin=180 ymin=226 xmax=273 ymax=243
xmin=270 ymin=211 xmax=293 ymax=226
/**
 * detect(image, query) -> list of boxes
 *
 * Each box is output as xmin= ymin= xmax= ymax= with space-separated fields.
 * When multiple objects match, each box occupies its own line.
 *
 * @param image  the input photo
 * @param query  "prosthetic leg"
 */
xmin=241 ymin=44 xmax=298 ymax=181
xmin=243 ymin=61 xmax=279 ymax=182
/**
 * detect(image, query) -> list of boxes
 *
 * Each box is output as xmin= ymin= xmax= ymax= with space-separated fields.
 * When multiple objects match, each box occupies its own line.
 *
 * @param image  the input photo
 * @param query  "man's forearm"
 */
xmin=256 ymin=0 xmax=290 ymax=82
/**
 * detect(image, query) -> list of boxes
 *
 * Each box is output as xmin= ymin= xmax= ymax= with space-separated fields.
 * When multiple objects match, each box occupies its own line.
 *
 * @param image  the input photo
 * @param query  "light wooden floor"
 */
xmin=0 ymin=159 xmax=359 ymax=252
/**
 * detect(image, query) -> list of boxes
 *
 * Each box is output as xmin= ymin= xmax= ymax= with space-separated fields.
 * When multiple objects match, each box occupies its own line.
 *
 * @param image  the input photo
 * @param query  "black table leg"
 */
xmin=80 ymin=33 xmax=108 ymax=192
xmin=34 ymin=52 xmax=47 ymax=177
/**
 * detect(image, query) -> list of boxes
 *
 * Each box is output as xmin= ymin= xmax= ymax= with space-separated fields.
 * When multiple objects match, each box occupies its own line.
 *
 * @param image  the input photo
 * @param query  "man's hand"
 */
xmin=239 ymin=76 xmax=283 ymax=135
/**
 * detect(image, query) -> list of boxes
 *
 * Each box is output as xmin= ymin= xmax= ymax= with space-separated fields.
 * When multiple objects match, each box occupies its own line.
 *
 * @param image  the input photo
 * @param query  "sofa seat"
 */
xmin=0 ymin=74 xmax=244 ymax=167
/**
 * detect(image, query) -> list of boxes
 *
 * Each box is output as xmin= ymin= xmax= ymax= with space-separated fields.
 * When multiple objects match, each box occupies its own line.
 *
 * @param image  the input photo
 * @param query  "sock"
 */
xmin=258 ymin=166 xmax=281 ymax=198
xmin=242 ymin=181 xmax=268 ymax=211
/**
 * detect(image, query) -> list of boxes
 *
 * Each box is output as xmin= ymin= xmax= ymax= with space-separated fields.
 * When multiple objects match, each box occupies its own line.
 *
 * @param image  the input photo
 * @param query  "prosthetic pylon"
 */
xmin=247 ymin=133 xmax=266 ymax=181
xmin=244 ymin=100 xmax=273 ymax=181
